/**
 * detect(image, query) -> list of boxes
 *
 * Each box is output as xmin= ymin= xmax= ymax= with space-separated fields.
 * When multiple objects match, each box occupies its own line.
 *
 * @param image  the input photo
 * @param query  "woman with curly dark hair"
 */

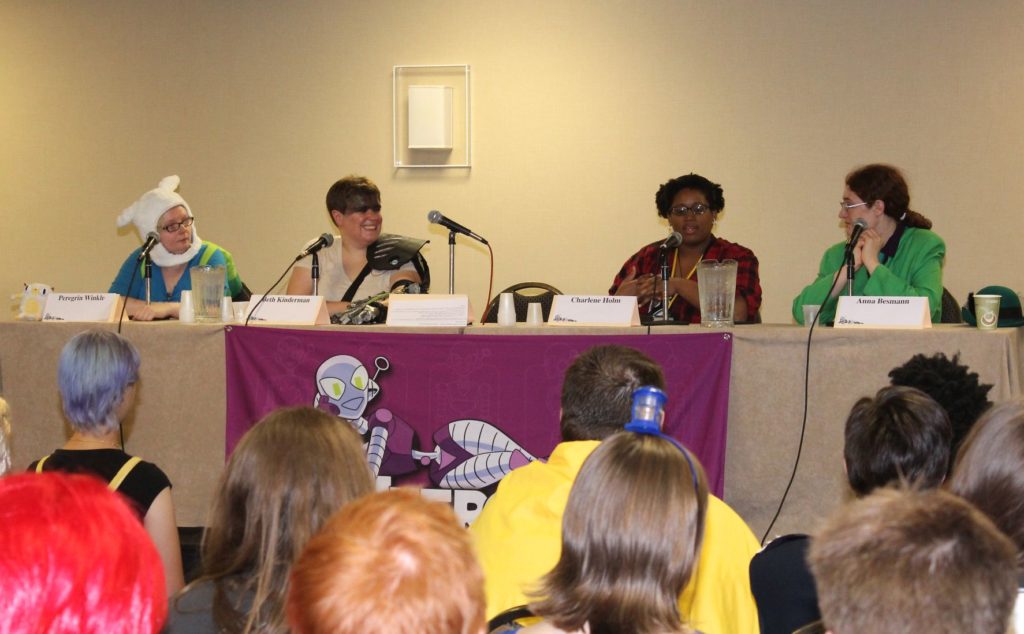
xmin=792 ymin=163 xmax=945 ymax=324
xmin=610 ymin=172 xmax=762 ymax=323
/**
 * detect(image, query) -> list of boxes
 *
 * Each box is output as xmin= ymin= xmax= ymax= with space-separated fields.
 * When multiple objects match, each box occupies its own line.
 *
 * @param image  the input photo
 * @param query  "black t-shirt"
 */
xmin=29 ymin=448 xmax=172 ymax=520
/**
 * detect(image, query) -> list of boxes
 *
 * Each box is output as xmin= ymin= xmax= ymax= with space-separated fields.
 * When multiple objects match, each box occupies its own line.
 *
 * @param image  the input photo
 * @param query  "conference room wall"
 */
xmin=2 ymin=1 xmax=1022 ymax=324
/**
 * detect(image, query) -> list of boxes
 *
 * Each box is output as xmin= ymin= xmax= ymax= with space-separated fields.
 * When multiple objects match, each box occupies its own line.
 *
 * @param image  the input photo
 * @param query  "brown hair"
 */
xmin=843 ymin=386 xmax=951 ymax=496
xmin=559 ymin=345 xmax=666 ymax=442
xmin=325 ymin=175 xmax=380 ymax=222
xmin=529 ymin=432 xmax=708 ymax=634
xmin=286 ymin=489 xmax=485 ymax=634
xmin=949 ymin=400 xmax=1024 ymax=567
xmin=181 ymin=406 xmax=374 ymax=634
xmin=809 ymin=487 xmax=1017 ymax=634
xmin=846 ymin=163 xmax=932 ymax=229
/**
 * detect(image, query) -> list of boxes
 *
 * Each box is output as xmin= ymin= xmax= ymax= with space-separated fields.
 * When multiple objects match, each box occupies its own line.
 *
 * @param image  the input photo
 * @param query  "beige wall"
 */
xmin=2 ymin=1 xmax=1023 ymax=323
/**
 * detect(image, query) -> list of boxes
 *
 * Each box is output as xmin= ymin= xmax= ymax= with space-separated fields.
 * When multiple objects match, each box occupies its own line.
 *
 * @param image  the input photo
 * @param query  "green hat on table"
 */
xmin=962 ymin=286 xmax=1024 ymax=328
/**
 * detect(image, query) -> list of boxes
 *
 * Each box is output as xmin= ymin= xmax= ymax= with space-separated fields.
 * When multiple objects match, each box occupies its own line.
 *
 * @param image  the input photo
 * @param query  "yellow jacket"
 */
xmin=469 ymin=440 xmax=760 ymax=634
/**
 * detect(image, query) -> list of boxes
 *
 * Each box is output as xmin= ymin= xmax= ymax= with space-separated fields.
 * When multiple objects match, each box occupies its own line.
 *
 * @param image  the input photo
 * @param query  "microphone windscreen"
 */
xmin=427 ymin=210 xmax=442 ymax=224
xmin=146 ymin=231 xmax=159 ymax=241
xmin=320 ymin=233 xmax=335 ymax=247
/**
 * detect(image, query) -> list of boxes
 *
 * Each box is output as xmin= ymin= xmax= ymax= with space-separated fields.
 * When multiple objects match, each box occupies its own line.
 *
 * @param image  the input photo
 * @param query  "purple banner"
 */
xmin=225 ymin=327 xmax=732 ymax=506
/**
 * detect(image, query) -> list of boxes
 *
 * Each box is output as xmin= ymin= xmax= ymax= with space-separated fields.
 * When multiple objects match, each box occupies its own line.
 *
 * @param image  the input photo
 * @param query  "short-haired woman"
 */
xmin=522 ymin=429 xmax=709 ymax=634
xmin=29 ymin=329 xmax=184 ymax=596
xmin=167 ymin=406 xmax=374 ymax=634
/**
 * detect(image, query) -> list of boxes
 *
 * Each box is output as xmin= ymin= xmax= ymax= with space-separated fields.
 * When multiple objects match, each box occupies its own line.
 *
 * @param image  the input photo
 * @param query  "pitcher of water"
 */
xmin=697 ymin=259 xmax=737 ymax=328
xmin=190 ymin=265 xmax=226 ymax=322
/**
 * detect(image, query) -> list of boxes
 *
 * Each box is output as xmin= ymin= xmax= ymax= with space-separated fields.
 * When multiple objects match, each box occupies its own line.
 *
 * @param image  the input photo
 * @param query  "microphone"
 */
xmin=659 ymin=231 xmax=683 ymax=250
xmin=295 ymin=233 xmax=334 ymax=260
xmin=843 ymin=219 xmax=868 ymax=258
xmin=137 ymin=232 xmax=159 ymax=262
xmin=427 ymin=210 xmax=489 ymax=245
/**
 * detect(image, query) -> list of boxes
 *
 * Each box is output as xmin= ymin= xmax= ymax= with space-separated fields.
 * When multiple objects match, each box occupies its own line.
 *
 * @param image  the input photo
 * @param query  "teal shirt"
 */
xmin=792 ymin=227 xmax=945 ymax=325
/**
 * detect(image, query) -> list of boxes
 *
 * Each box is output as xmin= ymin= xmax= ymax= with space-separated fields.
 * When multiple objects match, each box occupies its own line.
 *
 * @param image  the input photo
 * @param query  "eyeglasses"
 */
xmin=839 ymin=201 xmax=868 ymax=211
xmin=345 ymin=204 xmax=382 ymax=215
xmin=669 ymin=203 xmax=711 ymax=218
xmin=160 ymin=216 xmax=195 ymax=233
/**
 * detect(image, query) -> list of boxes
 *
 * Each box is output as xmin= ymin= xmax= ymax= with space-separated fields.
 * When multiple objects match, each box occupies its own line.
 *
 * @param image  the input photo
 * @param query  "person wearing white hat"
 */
xmin=109 ymin=175 xmax=245 ymax=320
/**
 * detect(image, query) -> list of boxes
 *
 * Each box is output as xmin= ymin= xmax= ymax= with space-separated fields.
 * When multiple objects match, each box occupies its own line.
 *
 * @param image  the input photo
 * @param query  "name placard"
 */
xmin=244 ymin=295 xmax=329 ymax=325
xmin=547 ymin=295 xmax=641 ymax=327
xmin=834 ymin=296 xmax=931 ymax=329
xmin=42 ymin=293 xmax=122 ymax=322
xmin=386 ymin=294 xmax=469 ymax=327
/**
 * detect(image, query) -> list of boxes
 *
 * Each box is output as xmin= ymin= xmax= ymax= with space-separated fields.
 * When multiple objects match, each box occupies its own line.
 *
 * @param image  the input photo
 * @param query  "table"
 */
xmin=2 ymin=321 xmax=1020 ymax=535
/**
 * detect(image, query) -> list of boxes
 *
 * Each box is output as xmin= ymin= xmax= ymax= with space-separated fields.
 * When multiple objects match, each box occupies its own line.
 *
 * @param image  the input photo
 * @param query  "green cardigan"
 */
xmin=792 ymin=227 xmax=945 ymax=324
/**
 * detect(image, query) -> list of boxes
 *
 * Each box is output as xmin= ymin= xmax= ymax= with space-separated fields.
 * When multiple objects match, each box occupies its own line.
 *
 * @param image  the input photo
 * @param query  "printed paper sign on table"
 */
xmin=835 ymin=296 xmax=931 ymax=329
xmin=548 ymin=295 xmax=640 ymax=326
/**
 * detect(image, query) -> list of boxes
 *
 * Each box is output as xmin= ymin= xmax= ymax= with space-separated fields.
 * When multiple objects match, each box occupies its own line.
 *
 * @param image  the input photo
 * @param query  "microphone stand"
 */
xmin=447 ymin=230 xmax=456 ymax=294
xmin=311 ymin=252 xmax=320 ymax=297
xmin=659 ymin=247 xmax=671 ymax=323
xmin=846 ymin=252 xmax=855 ymax=296
xmin=144 ymin=254 xmax=153 ymax=304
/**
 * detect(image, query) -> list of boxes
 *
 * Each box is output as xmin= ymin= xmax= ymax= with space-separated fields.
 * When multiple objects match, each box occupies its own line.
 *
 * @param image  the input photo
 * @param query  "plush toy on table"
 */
xmin=12 ymin=283 xmax=52 ymax=320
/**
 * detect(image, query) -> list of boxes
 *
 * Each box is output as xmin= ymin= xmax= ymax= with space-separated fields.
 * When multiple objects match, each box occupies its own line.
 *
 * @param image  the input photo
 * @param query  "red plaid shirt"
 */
xmin=609 ymin=235 xmax=763 ymax=323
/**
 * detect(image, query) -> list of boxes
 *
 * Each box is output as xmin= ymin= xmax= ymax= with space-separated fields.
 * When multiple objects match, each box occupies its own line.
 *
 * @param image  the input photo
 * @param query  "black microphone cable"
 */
xmin=760 ymin=261 xmax=844 ymax=545
xmin=244 ymin=261 xmax=295 ymax=327
xmin=245 ymin=236 xmax=333 ymax=326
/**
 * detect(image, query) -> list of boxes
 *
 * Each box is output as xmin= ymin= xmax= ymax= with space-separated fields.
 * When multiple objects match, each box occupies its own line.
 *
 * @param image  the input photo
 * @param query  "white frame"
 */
xmin=393 ymin=64 xmax=471 ymax=168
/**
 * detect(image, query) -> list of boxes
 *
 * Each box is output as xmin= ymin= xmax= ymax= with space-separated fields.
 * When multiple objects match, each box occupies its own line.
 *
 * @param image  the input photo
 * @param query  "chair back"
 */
xmin=483 ymin=282 xmax=563 ymax=324
xmin=941 ymin=287 xmax=962 ymax=324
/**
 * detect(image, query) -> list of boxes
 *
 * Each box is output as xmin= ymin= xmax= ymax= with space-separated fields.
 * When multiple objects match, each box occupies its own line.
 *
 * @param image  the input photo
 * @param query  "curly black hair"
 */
xmin=654 ymin=173 xmax=725 ymax=218
xmin=888 ymin=352 xmax=993 ymax=469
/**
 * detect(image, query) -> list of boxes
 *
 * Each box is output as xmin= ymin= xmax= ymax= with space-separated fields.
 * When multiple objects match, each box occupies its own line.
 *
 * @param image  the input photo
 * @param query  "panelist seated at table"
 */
xmin=792 ymin=163 xmax=944 ymax=325
xmin=286 ymin=175 xmax=429 ymax=316
xmin=110 ymin=175 xmax=245 ymax=321
xmin=609 ymin=173 xmax=762 ymax=324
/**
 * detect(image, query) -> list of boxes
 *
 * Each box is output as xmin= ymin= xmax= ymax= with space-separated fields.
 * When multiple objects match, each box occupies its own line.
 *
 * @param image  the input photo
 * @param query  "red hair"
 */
xmin=0 ymin=472 xmax=166 ymax=633
xmin=287 ymin=489 xmax=485 ymax=634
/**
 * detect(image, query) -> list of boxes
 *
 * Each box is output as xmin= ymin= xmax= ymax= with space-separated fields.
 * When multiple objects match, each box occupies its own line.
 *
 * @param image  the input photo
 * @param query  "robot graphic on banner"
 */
xmin=312 ymin=354 xmax=535 ymax=489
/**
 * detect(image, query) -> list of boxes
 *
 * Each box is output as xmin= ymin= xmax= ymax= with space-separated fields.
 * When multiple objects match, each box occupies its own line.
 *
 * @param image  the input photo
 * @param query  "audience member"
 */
xmin=809 ymin=487 xmax=1016 ymax=634
xmin=888 ymin=351 xmax=992 ymax=466
xmin=0 ymin=396 xmax=11 ymax=475
xmin=749 ymin=385 xmax=952 ymax=634
xmin=28 ymin=329 xmax=184 ymax=595
xmin=521 ymin=430 xmax=708 ymax=634
xmin=167 ymin=406 xmax=374 ymax=634
xmin=287 ymin=488 xmax=486 ymax=634
xmin=470 ymin=344 xmax=760 ymax=634
xmin=948 ymin=400 xmax=1024 ymax=633
xmin=0 ymin=472 xmax=167 ymax=633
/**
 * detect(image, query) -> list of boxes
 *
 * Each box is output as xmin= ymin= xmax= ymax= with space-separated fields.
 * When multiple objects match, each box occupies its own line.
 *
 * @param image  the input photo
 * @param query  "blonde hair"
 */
xmin=181 ymin=406 xmax=373 ymax=634
xmin=287 ymin=489 xmax=486 ymax=634
xmin=530 ymin=432 xmax=708 ymax=634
